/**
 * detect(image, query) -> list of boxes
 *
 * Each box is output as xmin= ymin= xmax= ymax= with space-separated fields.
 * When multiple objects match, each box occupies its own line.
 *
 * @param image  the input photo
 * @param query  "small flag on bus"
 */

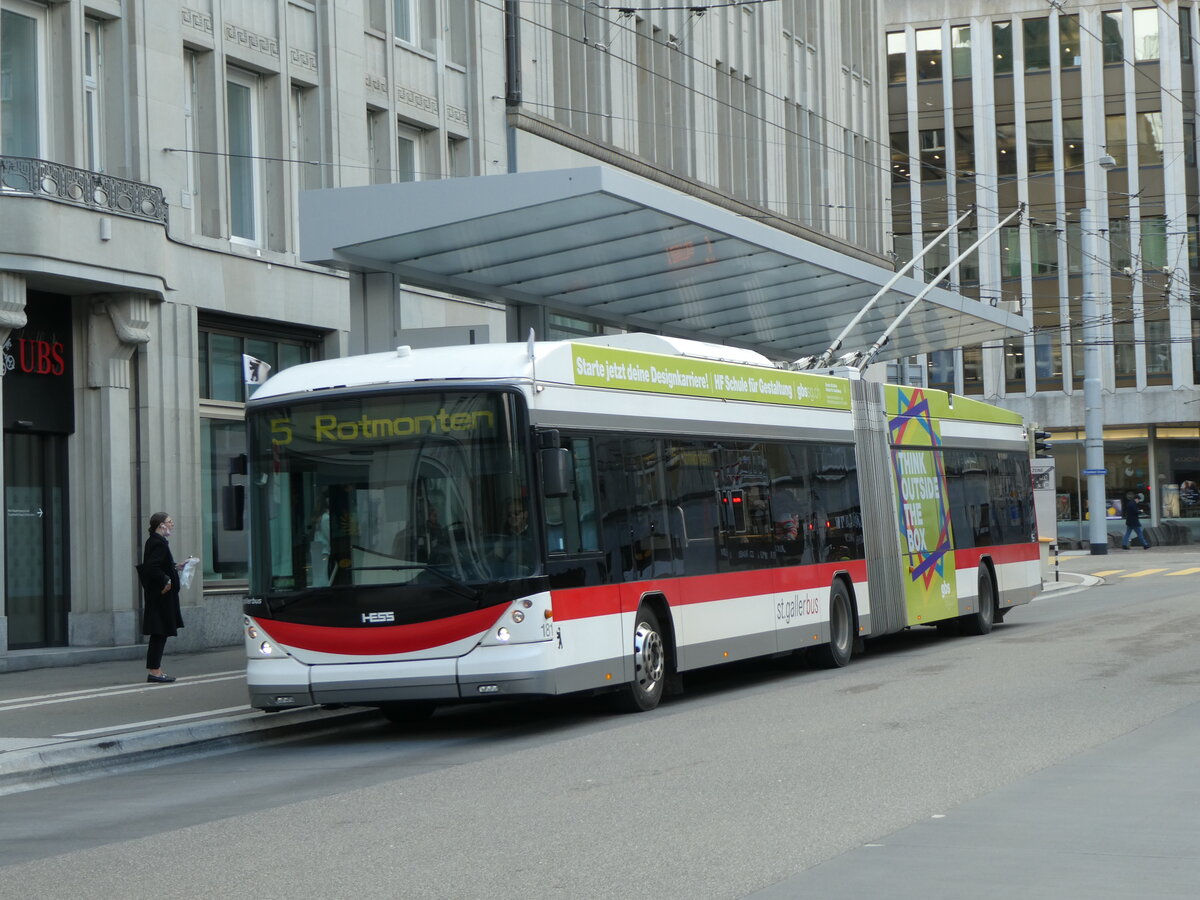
xmin=243 ymin=354 xmax=272 ymax=385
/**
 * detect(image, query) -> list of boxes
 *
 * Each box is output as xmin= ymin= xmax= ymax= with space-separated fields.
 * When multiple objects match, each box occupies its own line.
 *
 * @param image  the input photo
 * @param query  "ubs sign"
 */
xmin=2 ymin=293 xmax=75 ymax=434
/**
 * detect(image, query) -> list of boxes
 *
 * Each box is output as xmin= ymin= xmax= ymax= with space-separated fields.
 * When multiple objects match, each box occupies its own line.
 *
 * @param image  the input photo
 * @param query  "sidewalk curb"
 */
xmin=1040 ymin=571 xmax=1104 ymax=592
xmin=0 ymin=704 xmax=377 ymax=797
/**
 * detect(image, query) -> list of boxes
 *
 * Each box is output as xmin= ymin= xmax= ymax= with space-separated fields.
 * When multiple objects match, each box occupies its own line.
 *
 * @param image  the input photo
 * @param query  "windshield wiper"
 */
xmin=347 ymin=562 xmax=483 ymax=602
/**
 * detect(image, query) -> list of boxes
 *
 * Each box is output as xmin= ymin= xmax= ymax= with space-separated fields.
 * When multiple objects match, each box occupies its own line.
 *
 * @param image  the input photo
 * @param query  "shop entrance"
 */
xmin=4 ymin=432 xmax=69 ymax=648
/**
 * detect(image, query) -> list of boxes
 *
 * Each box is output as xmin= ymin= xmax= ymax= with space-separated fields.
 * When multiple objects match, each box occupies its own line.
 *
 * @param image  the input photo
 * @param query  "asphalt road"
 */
xmin=1 ymin=553 xmax=1198 ymax=898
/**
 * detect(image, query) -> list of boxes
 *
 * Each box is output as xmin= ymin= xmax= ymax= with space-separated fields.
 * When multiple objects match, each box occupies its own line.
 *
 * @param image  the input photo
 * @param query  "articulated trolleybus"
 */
xmin=243 ymin=334 xmax=1041 ymax=718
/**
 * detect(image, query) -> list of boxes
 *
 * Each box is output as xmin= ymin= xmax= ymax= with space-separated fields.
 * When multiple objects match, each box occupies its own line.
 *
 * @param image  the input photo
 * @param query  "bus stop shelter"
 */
xmin=300 ymin=166 xmax=1027 ymax=363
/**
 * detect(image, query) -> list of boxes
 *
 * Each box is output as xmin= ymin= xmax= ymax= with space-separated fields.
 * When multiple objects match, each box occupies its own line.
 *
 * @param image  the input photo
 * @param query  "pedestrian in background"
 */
xmin=1120 ymin=494 xmax=1151 ymax=550
xmin=141 ymin=511 xmax=185 ymax=682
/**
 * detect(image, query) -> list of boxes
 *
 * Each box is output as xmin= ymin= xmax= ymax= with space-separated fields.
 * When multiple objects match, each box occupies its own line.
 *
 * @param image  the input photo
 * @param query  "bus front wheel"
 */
xmin=811 ymin=580 xmax=854 ymax=669
xmin=613 ymin=607 xmax=666 ymax=713
xmin=377 ymin=701 xmax=437 ymax=725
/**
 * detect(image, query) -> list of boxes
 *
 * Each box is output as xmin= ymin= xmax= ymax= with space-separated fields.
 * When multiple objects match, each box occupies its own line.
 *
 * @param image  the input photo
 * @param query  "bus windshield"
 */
xmin=247 ymin=390 xmax=534 ymax=596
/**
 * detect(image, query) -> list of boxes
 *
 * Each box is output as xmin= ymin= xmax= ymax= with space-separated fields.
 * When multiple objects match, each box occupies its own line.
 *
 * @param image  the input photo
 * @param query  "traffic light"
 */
xmin=1033 ymin=430 xmax=1052 ymax=458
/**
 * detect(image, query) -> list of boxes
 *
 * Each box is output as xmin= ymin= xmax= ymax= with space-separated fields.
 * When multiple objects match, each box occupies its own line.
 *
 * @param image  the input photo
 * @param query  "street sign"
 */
xmin=1081 ymin=468 xmax=1108 ymax=476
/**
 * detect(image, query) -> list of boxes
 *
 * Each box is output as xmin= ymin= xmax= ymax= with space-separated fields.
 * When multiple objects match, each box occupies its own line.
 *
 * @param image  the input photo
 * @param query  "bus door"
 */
xmin=623 ymin=437 xmax=679 ymax=584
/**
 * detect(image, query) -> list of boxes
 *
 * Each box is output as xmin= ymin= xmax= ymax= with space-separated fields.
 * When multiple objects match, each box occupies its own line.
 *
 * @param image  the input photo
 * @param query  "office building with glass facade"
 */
xmin=885 ymin=1 xmax=1200 ymax=538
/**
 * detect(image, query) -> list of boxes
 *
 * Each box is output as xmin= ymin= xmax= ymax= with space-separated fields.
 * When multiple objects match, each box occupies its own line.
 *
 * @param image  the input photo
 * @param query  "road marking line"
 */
xmin=1091 ymin=570 xmax=1126 ymax=577
xmin=1119 ymin=568 xmax=1168 ymax=578
xmin=0 ymin=674 xmax=244 ymax=713
xmin=1165 ymin=567 xmax=1200 ymax=576
xmin=54 ymin=705 xmax=253 ymax=738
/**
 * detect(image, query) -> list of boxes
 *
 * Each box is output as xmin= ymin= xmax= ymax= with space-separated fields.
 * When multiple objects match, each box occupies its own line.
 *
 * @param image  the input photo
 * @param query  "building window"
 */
xmin=1189 ymin=214 xmax=1199 ymax=272
xmin=1066 ymin=220 xmax=1083 ymax=274
xmin=1034 ymin=330 xmax=1061 ymax=386
xmin=962 ymin=345 xmax=983 ymax=394
xmin=927 ymin=349 xmax=955 ymax=390
xmin=886 ymin=31 xmax=906 ymax=83
xmin=922 ymin=229 xmax=950 ymax=278
xmin=0 ymin=5 xmax=42 ymax=157
xmin=957 ymin=227 xmax=979 ymax=282
xmin=394 ymin=0 xmax=435 ymax=52
xmin=915 ymin=28 xmax=941 ymax=81
xmin=447 ymin=0 xmax=469 ymax=67
xmin=1031 ymin=223 xmax=1058 ymax=275
xmin=226 ymin=69 xmax=261 ymax=243
xmin=993 ymin=21 xmax=1013 ymax=75
xmin=198 ymin=324 xmax=318 ymax=583
xmin=1141 ymin=216 xmax=1167 ymax=270
xmin=1109 ymin=218 xmax=1132 ymax=271
xmin=1181 ymin=8 xmax=1194 ymax=64
xmin=919 ymin=128 xmax=946 ymax=181
xmin=547 ymin=313 xmax=602 ymax=340
xmin=996 ymin=124 xmax=1017 ymax=176
xmin=1106 ymin=113 xmax=1128 ymax=167
xmin=394 ymin=0 xmax=414 ymax=44
xmin=1102 ymin=11 xmax=1124 ymax=63
xmin=1062 ymin=117 xmax=1084 ymax=171
xmin=1145 ymin=318 xmax=1171 ymax=377
xmin=1023 ymin=17 xmax=1050 ymax=71
xmin=1001 ymin=226 xmax=1022 ymax=278
xmin=1027 ymin=120 xmax=1054 ymax=173
xmin=448 ymin=136 xmax=471 ymax=177
xmin=954 ymin=126 xmax=974 ymax=176
xmin=396 ymin=122 xmax=421 ymax=181
xmin=1132 ymin=6 xmax=1160 ymax=61
xmin=1059 ymin=14 xmax=1080 ymax=68
xmin=891 ymin=132 xmax=910 ymax=183
xmin=367 ymin=108 xmax=389 ymax=184
xmin=1005 ymin=339 xmax=1026 ymax=390
xmin=1137 ymin=111 xmax=1164 ymax=166
xmin=951 ymin=25 xmax=971 ymax=78
xmin=83 ymin=17 xmax=103 ymax=171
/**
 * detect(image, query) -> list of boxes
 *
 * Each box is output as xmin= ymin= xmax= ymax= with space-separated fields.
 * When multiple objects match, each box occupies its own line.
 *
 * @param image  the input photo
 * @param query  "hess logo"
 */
xmin=361 ymin=611 xmax=395 ymax=624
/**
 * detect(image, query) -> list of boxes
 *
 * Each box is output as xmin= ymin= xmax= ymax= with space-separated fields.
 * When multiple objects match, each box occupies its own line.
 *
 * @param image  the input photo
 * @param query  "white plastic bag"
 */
xmin=180 ymin=557 xmax=199 ymax=590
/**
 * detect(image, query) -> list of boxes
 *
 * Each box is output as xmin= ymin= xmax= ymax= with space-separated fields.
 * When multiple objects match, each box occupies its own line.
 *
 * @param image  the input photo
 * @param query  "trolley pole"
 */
xmin=1081 ymin=207 xmax=1108 ymax=555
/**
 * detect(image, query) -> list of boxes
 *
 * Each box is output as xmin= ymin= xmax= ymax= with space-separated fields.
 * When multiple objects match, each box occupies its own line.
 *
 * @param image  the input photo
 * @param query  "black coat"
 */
xmin=141 ymin=532 xmax=184 ymax=637
xmin=1124 ymin=501 xmax=1141 ymax=527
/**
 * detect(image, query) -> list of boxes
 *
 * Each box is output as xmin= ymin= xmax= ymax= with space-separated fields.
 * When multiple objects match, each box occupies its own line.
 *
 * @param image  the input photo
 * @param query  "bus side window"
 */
xmin=544 ymin=437 xmax=600 ymax=555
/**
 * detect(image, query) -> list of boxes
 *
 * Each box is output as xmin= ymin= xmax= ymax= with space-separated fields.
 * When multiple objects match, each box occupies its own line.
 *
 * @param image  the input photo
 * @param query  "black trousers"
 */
xmin=146 ymin=634 xmax=169 ymax=670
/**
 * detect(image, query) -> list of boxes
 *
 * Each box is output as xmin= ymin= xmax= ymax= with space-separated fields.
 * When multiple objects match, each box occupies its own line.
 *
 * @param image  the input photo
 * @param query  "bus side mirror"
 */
xmin=541 ymin=447 xmax=571 ymax=499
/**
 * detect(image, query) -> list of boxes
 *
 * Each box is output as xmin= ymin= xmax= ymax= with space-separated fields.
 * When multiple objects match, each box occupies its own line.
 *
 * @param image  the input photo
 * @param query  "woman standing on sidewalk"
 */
xmin=141 ymin=512 xmax=185 ymax=683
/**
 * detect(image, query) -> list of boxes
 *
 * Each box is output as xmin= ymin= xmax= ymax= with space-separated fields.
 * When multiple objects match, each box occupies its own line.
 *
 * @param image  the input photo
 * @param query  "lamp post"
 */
xmin=1080 ymin=205 xmax=1108 ymax=554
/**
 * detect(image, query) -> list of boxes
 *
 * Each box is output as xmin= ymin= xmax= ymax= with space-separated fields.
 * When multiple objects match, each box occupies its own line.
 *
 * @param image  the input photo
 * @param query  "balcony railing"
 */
xmin=0 ymin=155 xmax=168 ymax=225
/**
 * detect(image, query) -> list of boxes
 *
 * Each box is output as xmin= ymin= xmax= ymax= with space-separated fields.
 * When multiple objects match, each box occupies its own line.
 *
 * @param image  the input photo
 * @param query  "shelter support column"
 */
xmin=70 ymin=293 xmax=151 ymax=646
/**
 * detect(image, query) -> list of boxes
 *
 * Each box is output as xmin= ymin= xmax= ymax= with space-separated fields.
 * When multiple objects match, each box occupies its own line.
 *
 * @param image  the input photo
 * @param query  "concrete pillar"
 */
xmin=68 ymin=293 xmax=150 ymax=646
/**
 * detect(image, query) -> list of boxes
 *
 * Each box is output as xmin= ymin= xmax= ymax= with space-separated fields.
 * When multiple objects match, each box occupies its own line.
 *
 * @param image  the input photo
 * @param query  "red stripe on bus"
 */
xmin=256 ymin=606 xmax=502 ymax=656
xmin=954 ymin=542 xmax=1040 ymax=567
xmin=551 ymin=561 xmax=869 ymax=622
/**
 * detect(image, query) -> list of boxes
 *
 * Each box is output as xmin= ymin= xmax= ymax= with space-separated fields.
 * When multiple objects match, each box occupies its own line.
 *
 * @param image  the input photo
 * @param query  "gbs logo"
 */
xmin=361 ymin=611 xmax=395 ymax=624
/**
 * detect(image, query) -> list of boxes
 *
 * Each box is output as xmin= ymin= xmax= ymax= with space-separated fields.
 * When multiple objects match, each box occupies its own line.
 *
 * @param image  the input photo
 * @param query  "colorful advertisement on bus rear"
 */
xmin=888 ymin=387 xmax=958 ymax=625
xmin=569 ymin=344 xmax=852 ymax=410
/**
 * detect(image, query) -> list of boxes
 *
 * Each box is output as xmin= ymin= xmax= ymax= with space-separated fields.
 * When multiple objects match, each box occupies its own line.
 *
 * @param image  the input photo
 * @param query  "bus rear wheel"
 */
xmin=612 ymin=607 xmax=666 ymax=713
xmin=811 ymin=580 xmax=854 ymax=669
xmin=961 ymin=569 xmax=996 ymax=636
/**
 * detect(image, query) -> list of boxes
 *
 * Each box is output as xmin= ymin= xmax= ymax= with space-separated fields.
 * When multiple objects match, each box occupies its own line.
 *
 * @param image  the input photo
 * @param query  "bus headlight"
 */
xmin=259 ymin=641 xmax=274 ymax=656
xmin=511 ymin=610 xmax=525 ymax=623
xmin=496 ymin=627 xmax=511 ymax=642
